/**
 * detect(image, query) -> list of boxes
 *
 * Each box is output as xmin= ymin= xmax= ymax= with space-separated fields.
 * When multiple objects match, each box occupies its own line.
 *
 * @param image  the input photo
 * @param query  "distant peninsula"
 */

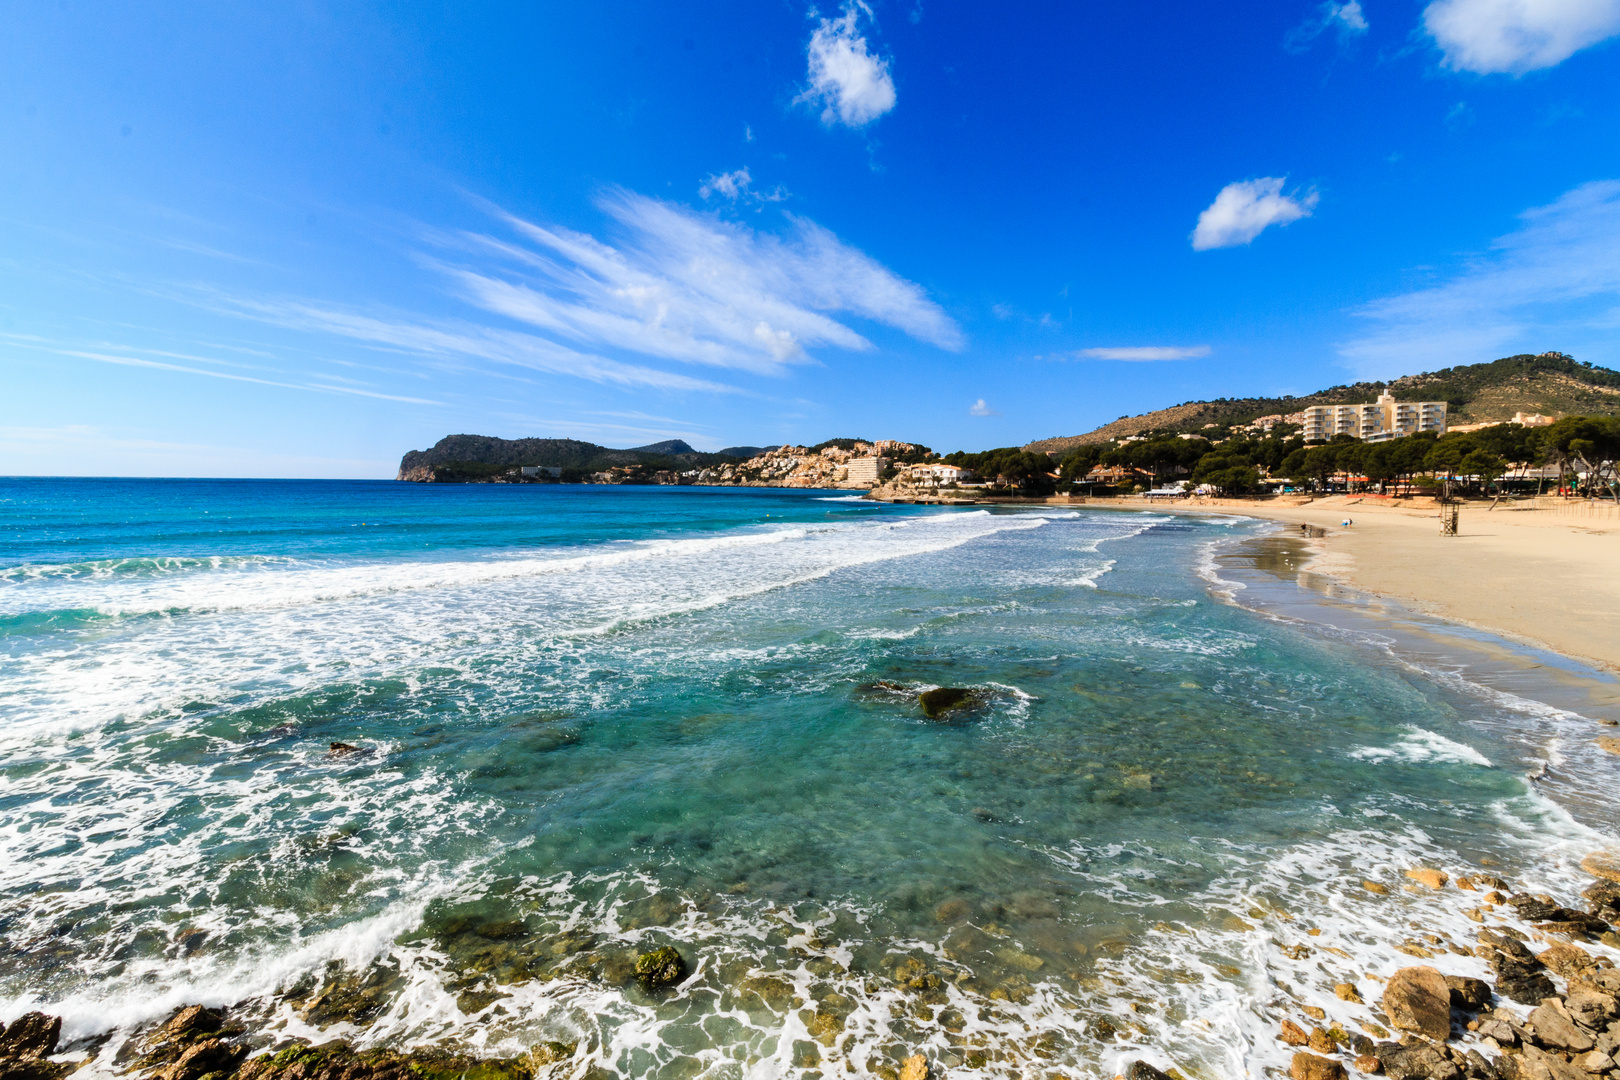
xmin=396 ymin=435 xmax=932 ymax=488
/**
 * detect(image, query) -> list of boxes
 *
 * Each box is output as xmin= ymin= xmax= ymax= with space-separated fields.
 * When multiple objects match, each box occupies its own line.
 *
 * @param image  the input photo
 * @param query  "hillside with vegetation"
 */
xmin=1025 ymin=352 xmax=1620 ymax=454
xmin=396 ymin=435 xmax=749 ymax=482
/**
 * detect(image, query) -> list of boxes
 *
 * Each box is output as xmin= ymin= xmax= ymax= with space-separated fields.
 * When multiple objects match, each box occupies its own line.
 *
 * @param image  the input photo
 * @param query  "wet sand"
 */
xmin=1156 ymin=494 xmax=1620 ymax=676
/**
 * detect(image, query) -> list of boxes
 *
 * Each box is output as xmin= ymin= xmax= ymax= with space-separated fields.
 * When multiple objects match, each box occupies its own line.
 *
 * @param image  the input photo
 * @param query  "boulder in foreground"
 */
xmin=1382 ymin=965 xmax=1451 ymax=1041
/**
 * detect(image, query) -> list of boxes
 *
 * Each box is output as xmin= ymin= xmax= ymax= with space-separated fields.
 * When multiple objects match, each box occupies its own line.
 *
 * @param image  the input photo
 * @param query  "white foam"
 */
xmin=1349 ymin=726 xmax=1495 ymax=766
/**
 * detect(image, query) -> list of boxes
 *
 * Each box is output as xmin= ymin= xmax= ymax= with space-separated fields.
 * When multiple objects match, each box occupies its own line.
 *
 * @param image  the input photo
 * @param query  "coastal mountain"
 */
xmin=396 ymin=434 xmax=748 ymax=482
xmin=1025 ymin=352 xmax=1620 ymax=453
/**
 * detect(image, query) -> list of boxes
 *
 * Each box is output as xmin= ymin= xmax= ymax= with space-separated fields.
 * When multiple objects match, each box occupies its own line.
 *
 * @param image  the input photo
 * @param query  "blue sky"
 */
xmin=3 ymin=0 xmax=1620 ymax=477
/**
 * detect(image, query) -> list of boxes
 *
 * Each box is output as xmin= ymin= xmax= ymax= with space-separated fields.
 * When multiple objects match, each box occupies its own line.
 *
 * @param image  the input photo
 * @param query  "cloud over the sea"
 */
xmin=1192 ymin=179 xmax=1317 ymax=250
xmin=1338 ymin=179 xmax=1620 ymax=377
xmin=173 ymin=190 xmax=961 ymax=397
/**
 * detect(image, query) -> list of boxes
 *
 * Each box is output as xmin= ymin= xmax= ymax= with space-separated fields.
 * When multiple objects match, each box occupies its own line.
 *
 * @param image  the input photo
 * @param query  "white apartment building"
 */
xmin=1301 ymin=391 xmax=1446 ymax=443
xmin=903 ymin=464 xmax=972 ymax=487
xmin=844 ymin=456 xmax=890 ymax=486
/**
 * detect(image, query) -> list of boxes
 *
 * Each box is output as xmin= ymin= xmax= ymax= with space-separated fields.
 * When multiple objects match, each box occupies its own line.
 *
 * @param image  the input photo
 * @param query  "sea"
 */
xmin=2 ymin=478 xmax=1618 ymax=1080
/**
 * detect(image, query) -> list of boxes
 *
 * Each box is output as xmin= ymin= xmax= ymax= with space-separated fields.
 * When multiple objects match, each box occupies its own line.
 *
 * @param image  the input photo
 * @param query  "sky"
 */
xmin=3 ymin=0 xmax=1620 ymax=477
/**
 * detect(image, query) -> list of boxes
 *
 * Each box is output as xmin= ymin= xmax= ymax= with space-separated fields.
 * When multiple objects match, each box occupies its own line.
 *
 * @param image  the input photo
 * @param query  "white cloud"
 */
xmin=700 ymin=168 xmax=752 ymax=200
xmin=1286 ymin=1 xmax=1370 ymax=49
xmin=1424 ymin=0 xmax=1620 ymax=73
xmin=801 ymin=3 xmax=897 ymax=128
xmin=438 ymin=189 xmax=961 ymax=376
xmin=1338 ymin=179 xmax=1620 ymax=376
xmin=1334 ymin=1 xmax=1370 ymax=30
xmin=969 ymin=398 xmax=998 ymax=416
xmin=1192 ymin=178 xmax=1318 ymax=251
xmin=1076 ymin=346 xmax=1212 ymax=361
xmin=699 ymin=167 xmax=788 ymax=205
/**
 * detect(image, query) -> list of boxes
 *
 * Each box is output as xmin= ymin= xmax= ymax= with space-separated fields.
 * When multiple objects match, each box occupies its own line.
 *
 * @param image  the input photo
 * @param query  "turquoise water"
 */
xmin=2 ymin=479 xmax=1616 ymax=1079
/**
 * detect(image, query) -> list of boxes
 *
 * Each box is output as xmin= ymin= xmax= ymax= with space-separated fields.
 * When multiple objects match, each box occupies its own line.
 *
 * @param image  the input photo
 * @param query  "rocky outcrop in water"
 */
xmin=0 ymin=1013 xmax=66 ymax=1080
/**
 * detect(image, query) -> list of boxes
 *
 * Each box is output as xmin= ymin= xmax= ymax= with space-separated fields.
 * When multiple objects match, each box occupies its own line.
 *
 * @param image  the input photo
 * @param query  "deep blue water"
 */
xmin=1 ymin=478 xmax=1615 ymax=1080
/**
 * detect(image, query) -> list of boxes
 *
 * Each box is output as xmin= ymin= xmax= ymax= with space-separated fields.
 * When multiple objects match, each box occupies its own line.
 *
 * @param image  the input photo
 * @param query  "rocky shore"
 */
xmin=6 ymin=852 xmax=1618 ymax=1080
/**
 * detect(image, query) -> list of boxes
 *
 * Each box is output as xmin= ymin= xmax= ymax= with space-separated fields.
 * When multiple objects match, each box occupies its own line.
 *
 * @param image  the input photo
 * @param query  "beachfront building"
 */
xmin=902 ymin=464 xmax=972 ymax=487
xmin=844 ymin=456 xmax=890 ymax=486
xmin=1301 ymin=391 xmax=1446 ymax=443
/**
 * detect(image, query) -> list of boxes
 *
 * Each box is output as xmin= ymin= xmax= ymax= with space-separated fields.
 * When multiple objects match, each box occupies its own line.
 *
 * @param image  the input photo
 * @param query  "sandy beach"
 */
xmin=1155 ymin=494 xmax=1620 ymax=674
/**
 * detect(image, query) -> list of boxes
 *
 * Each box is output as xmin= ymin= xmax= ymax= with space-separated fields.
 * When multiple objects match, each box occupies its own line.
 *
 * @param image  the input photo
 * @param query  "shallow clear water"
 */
xmin=2 ymin=479 xmax=1617 ymax=1080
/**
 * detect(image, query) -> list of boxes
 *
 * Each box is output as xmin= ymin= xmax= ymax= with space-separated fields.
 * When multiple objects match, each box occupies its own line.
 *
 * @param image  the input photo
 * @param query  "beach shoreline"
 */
xmin=1080 ymin=493 xmax=1620 ymax=678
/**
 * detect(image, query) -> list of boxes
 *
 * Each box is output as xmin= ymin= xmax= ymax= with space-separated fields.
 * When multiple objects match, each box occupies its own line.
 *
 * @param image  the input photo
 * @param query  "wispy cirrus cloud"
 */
xmin=1338 ymin=180 xmax=1620 ymax=376
xmin=1 ymin=333 xmax=445 ymax=404
xmin=1069 ymin=345 xmax=1212 ymax=361
xmin=1423 ymin=0 xmax=1620 ymax=74
xmin=195 ymin=293 xmax=746 ymax=394
xmin=1285 ymin=0 xmax=1369 ymax=50
xmin=433 ymin=189 xmax=961 ymax=376
xmin=1192 ymin=178 xmax=1317 ymax=251
xmin=800 ymin=3 xmax=897 ymax=128
xmin=144 ymin=188 xmax=957 ymax=401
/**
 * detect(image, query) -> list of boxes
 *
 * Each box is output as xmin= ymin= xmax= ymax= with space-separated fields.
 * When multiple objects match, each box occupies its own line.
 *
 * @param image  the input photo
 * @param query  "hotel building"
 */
xmin=1301 ymin=391 xmax=1447 ymax=443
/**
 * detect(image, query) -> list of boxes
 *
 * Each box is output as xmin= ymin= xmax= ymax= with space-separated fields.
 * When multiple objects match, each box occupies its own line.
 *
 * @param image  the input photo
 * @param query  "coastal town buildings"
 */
xmin=1301 ymin=391 xmax=1447 ymax=443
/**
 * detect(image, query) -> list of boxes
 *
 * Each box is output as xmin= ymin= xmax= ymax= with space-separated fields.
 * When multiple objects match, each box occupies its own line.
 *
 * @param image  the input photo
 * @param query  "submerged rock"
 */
xmin=326 ymin=742 xmax=371 ymax=759
xmin=1580 ymin=851 xmax=1620 ymax=884
xmin=899 ymin=1054 xmax=930 ymax=1080
xmin=1406 ymin=868 xmax=1449 ymax=890
xmin=634 ymin=945 xmax=686 ymax=989
xmin=918 ymin=687 xmax=980 ymax=720
xmin=1127 ymin=1062 xmax=1173 ymax=1080
xmin=1383 ymin=966 xmax=1452 ymax=1041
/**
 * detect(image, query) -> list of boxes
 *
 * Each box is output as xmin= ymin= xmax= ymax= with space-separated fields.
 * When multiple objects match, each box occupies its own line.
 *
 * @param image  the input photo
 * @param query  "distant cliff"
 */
xmin=396 ymin=435 xmax=739 ymax=482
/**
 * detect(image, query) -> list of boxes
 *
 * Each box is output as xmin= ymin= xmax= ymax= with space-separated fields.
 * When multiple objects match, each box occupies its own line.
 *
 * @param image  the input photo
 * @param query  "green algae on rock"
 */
xmin=635 ymin=945 xmax=687 ymax=989
xmin=918 ymin=687 xmax=980 ymax=720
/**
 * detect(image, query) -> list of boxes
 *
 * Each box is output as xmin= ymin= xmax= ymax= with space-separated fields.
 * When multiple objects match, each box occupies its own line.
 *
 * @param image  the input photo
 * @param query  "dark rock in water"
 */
xmin=1445 ymin=975 xmax=1493 ymax=1012
xmin=1127 ymin=1063 xmax=1172 ymax=1080
xmin=1478 ymin=932 xmax=1558 ymax=1005
xmin=327 ymin=742 xmax=371 ymax=759
xmin=1496 ymin=971 xmax=1558 ymax=1006
xmin=1506 ymin=894 xmax=1609 ymax=936
xmin=918 ymin=687 xmax=979 ymax=720
xmin=0 ymin=1014 xmax=60 ymax=1060
xmin=635 ymin=945 xmax=686 ymax=989
xmin=1584 ymin=879 xmax=1620 ymax=923
xmin=159 ymin=1006 xmax=223 ymax=1041
xmin=475 ymin=920 xmax=527 ymax=940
